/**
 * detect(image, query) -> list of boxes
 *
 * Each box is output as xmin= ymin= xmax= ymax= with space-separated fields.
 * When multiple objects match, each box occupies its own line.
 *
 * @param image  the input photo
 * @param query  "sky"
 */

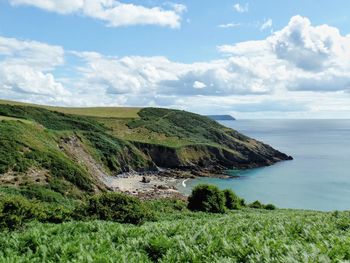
xmin=1 ymin=0 xmax=350 ymax=118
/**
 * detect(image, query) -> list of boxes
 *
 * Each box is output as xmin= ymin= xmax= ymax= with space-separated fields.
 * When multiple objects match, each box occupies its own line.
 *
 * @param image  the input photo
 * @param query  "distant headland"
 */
xmin=206 ymin=115 xmax=236 ymax=121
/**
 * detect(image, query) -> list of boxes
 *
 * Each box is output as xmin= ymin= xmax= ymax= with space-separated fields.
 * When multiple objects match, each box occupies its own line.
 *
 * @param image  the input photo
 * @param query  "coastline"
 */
xmin=102 ymin=167 xmax=233 ymax=200
xmin=103 ymin=171 xmax=190 ymax=200
xmin=101 ymin=165 xmax=257 ymax=200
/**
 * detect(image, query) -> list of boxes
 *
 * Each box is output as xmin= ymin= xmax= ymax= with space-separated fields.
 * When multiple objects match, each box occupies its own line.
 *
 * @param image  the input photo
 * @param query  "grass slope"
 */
xmin=0 ymin=104 xmax=150 ymax=200
xmin=0 ymin=99 xmax=141 ymax=118
xmin=0 ymin=209 xmax=349 ymax=262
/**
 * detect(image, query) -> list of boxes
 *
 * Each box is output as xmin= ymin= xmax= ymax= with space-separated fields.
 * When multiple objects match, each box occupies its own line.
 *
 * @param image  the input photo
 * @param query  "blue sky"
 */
xmin=1 ymin=0 xmax=350 ymax=118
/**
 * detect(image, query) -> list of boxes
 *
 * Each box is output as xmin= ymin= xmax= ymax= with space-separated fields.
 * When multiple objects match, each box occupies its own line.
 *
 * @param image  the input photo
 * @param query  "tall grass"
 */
xmin=0 ymin=210 xmax=349 ymax=262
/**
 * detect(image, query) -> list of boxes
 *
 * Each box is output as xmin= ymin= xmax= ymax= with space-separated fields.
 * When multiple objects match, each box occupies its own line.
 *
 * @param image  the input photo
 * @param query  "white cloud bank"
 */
xmin=0 ymin=36 xmax=68 ymax=98
xmin=1 ymin=15 xmax=350 ymax=118
xmin=9 ymin=0 xmax=186 ymax=28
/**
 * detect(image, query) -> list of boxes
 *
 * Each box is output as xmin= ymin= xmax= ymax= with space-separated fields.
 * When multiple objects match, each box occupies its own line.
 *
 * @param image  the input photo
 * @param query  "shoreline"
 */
xmin=102 ymin=168 xmax=241 ymax=200
xmin=103 ymin=171 xmax=189 ymax=200
xmin=182 ymin=178 xmax=190 ymax=187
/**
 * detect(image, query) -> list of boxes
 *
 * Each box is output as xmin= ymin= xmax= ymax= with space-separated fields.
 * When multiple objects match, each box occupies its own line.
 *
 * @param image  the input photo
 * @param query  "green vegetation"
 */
xmin=83 ymin=131 xmax=152 ymax=174
xmin=0 ymin=195 xmax=73 ymax=231
xmin=0 ymin=119 xmax=95 ymax=194
xmin=128 ymin=107 xmax=248 ymax=146
xmin=223 ymin=189 xmax=245 ymax=210
xmin=0 ymin=208 xmax=349 ymax=262
xmin=81 ymin=192 xmax=152 ymax=225
xmin=188 ymin=185 xmax=261 ymax=213
xmin=188 ymin=184 xmax=226 ymax=213
xmin=0 ymin=99 xmax=141 ymax=118
xmin=0 ymin=178 xmax=349 ymax=261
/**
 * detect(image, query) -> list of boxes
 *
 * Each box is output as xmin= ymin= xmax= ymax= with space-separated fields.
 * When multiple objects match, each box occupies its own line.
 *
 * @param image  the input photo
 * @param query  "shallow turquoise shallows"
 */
xmin=178 ymin=119 xmax=350 ymax=211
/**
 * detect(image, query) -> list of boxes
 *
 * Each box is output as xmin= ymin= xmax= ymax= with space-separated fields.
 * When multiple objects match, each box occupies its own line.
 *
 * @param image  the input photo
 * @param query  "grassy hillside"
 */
xmin=0 ymin=99 xmax=141 ymax=118
xmin=0 ymin=209 xmax=349 ymax=262
xmin=0 ymin=104 xmax=154 ymax=199
xmin=0 ymin=100 xmax=291 ymax=200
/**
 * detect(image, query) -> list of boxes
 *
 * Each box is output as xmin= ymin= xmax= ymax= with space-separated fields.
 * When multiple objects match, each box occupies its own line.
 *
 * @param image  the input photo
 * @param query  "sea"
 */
xmin=178 ymin=119 xmax=350 ymax=211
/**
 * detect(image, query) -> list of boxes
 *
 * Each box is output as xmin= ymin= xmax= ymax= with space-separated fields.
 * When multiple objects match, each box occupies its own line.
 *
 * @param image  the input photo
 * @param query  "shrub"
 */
xmin=0 ymin=196 xmax=41 ymax=231
xmin=188 ymin=184 xmax=226 ymax=213
xmin=249 ymin=200 xmax=264 ymax=209
xmin=223 ymin=189 xmax=242 ymax=210
xmin=83 ymin=192 xmax=152 ymax=225
xmin=40 ymin=205 xmax=73 ymax=223
xmin=0 ymin=195 xmax=75 ymax=230
xmin=264 ymin=204 xmax=276 ymax=210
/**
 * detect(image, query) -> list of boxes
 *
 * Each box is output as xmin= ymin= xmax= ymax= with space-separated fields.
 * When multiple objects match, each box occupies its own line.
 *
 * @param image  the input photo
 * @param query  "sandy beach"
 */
xmin=103 ymin=172 xmax=188 ymax=199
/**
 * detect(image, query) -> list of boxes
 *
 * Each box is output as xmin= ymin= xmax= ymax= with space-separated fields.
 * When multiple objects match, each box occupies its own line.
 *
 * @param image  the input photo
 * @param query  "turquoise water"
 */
xmin=178 ymin=120 xmax=350 ymax=211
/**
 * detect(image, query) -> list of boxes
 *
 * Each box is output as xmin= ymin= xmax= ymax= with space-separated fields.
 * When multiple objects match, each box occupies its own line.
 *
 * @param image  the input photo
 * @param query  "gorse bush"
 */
xmin=82 ymin=192 xmax=152 ymax=225
xmin=188 ymin=184 xmax=226 ymax=213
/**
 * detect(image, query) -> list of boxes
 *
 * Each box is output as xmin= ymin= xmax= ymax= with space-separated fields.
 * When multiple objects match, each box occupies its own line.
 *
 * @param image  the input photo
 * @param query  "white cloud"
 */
xmin=270 ymin=15 xmax=350 ymax=71
xmin=193 ymin=81 xmax=207 ymax=89
xmin=9 ymin=0 xmax=186 ymax=28
xmin=167 ymin=3 xmax=187 ymax=14
xmin=219 ymin=22 xmax=241 ymax=29
xmin=233 ymin=3 xmax=248 ymax=13
xmin=260 ymin=18 xmax=272 ymax=31
xmin=2 ymin=15 xmax=350 ymax=118
xmin=218 ymin=15 xmax=350 ymax=92
xmin=0 ymin=64 xmax=68 ymax=96
xmin=0 ymin=36 xmax=68 ymax=98
xmin=0 ymin=36 xmax=64 ymax=70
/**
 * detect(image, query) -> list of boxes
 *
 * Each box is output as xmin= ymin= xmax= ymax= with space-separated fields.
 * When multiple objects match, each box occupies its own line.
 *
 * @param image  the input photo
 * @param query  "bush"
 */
xmin=0 ymin=195 xmax=75 ymax=230
xmin=40 ymin=205 xmax=73 ymax=223
xmin=223 ymin=189 xmax=242 ymax=210
xmin=83 ymin=192 xmax=152 ymax=225
xmin=0 ymin=196 xmax=41 ymax=231
xmin=264 ymin=204 xmax=276 ymax=210
xmin=188 ymin=184 xmax=226 ymax=213
xmin=249 ymin=200 xmax=264 ymax=209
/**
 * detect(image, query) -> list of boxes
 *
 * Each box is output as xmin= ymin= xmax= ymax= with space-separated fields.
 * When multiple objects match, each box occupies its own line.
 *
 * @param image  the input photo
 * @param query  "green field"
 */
xmin=0 ymin=115 xmax=32 ymax=124
xmin=0 ymin=209 xmax=349 ymax=262
xmin=0 ymin=100 xmax=141 ymax=118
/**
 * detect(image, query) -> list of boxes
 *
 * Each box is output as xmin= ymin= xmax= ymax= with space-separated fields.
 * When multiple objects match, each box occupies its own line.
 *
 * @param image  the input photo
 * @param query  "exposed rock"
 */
xmin=60 ymin=135 xmax=111 ymax=192
xmin=141 ymin=176 xmax=150 ymax=183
